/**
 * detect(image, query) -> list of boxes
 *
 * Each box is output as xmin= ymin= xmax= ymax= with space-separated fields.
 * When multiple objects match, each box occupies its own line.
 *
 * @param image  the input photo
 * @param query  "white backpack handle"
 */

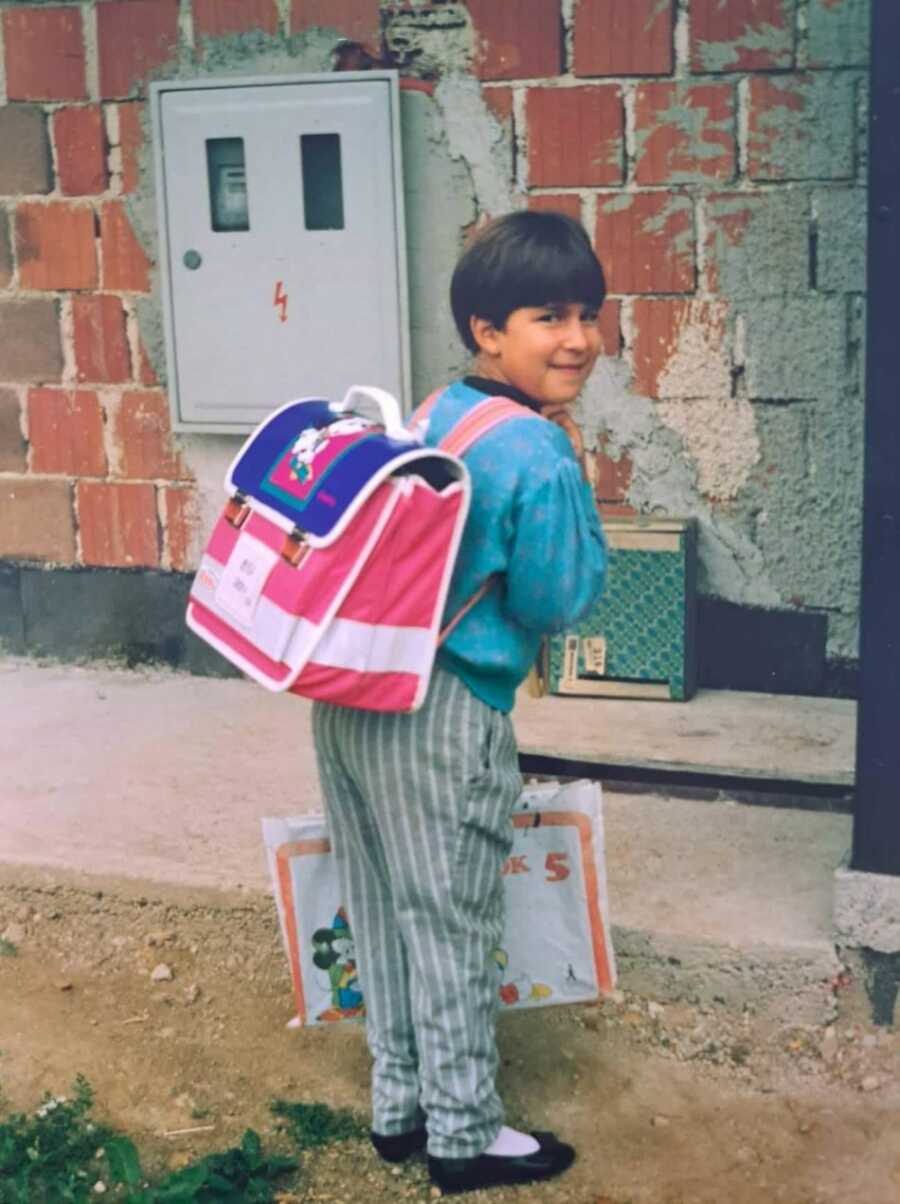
xmin=335 ymin=385 xmax=410 ymax=441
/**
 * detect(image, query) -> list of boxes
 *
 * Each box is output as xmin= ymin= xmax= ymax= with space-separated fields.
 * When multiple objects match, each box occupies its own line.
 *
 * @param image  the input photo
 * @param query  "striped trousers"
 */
xmin=311 ymin=667 xmax=522 ymax=1158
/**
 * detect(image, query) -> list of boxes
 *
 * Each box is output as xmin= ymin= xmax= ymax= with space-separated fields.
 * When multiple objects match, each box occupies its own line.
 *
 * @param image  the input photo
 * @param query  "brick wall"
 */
xmin=0 ymin=0 xmax=870 ymax=680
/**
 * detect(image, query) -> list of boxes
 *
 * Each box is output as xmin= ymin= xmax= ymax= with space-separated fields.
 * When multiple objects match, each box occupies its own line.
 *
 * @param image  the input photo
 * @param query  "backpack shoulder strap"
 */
xmin=441 ymin=396 xmax=541 ymax=458
xmin=407 ymin=390 xmax=542 ymax=455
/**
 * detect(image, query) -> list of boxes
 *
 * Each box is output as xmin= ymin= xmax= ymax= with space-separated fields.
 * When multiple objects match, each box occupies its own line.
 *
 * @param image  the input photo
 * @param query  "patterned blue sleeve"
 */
xmin=503 ymin=430 xmax=607 ymax=633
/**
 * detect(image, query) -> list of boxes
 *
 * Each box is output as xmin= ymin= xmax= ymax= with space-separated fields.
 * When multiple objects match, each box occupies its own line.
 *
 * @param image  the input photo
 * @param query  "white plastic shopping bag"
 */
xmin=262 ymin=779 xmax=616 ymax=1027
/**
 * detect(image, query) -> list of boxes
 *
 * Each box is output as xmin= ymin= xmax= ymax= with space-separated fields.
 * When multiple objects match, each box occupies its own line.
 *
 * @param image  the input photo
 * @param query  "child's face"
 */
xmin=472 ymin=301 xmax=602 ymax=406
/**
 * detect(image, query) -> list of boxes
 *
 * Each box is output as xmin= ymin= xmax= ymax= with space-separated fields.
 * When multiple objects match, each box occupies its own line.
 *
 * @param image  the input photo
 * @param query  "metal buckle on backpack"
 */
xmin=281 ymin=527 xmax=309 ymax=567
xmin=224 ymin=493 xmax=250 ymax=529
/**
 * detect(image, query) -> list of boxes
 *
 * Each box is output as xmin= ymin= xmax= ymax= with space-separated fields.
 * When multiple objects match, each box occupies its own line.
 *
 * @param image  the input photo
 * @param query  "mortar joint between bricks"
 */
xmin=123 ymin=297 xmax=144 ymax=385
xmin=623 ymin=81 xmax=637 ymax=187
xmin=512 ymin=85 xmax=527 ymax=194
xmin=735 ymin=75 xmax=751 ymax=183
xmin=275 ymin=0 xmax=292 ymax=40
xmin=795 ymin=0 xmax=810 ymax=72
xmin=560 ymin=0 xmax=576 ymax=75
xmin=673 ymin=0 xmax=691 ymax=81
xmin=60 ymin=295 xmax=78 ymax=389
xmin=178 ymin=1 xmax=195 ymax=55
xmin=83 ymin=0 xmax=100 ymax=103
xmin=694 ymin=193 xmax=709 ymax=295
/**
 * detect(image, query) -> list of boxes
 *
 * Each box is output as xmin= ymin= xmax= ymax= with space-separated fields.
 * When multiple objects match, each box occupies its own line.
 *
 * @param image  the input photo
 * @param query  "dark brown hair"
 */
xmin=450 ymin=210 xmax=607 ymax=353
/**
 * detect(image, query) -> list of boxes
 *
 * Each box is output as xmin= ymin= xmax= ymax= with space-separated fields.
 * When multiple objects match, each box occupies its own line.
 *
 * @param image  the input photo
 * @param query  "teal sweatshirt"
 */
xmin=424 ymin=379 xmax=607 ymax=713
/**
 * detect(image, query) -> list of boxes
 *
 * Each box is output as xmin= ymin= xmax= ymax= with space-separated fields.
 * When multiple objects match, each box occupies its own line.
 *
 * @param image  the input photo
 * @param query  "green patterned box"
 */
xmin=547 ymin=517 xmax=698 ymax=701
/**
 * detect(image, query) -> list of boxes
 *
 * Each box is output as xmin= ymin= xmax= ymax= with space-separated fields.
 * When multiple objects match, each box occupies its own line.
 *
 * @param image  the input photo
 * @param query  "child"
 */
xmin=312 ymin=210 xmax=607 ymax=1194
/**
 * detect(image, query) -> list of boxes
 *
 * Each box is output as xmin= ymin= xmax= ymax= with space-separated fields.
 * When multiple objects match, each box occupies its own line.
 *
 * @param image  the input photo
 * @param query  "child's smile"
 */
xmin=472 ymin=301 xmax=602 ymax=406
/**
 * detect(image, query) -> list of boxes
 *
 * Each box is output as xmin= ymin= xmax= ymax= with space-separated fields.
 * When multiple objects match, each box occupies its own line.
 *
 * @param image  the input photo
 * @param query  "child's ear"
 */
xmin=469 ymin=314 xmax=502 ymax=356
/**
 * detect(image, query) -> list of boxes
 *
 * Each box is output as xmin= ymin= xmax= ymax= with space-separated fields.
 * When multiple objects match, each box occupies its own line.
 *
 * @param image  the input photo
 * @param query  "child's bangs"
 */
xmin=510 ymin=238 xmax=606 ymax=310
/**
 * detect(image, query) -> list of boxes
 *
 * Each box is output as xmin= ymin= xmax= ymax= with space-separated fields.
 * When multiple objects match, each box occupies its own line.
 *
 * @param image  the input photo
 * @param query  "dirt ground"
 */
xmin=1 ymin=877 xmax=898 ymax=1204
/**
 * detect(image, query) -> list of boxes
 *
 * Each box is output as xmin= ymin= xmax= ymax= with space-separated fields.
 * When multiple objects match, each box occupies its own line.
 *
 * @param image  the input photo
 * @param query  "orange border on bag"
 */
xmin=512 ymin=810 xmax=615 ymax=994
xmin=276 ymin=810 xmax=614 ymax=1026
xmin=276 ymin=839 xmax=331 ymax=1027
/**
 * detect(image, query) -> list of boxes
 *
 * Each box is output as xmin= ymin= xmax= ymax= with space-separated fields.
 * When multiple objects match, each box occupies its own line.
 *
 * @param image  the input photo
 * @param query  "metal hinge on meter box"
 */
xmin=186 ymin=384 xmax=537 ymax=713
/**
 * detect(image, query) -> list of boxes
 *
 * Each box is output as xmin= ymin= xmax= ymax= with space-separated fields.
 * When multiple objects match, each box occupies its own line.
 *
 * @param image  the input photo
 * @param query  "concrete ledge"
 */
xmin=834 ymin=864 xmax=900 ymax=953
xmin=613 ymin=928 xmax=841 ymax=1026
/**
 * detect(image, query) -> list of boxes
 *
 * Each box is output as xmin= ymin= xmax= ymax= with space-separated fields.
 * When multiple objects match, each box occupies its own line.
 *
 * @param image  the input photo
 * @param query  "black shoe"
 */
xmin=428 ymin=1131 xmax=575 ymax=1194
xmin=370 ymin=1126 xmax=428 ymax=1162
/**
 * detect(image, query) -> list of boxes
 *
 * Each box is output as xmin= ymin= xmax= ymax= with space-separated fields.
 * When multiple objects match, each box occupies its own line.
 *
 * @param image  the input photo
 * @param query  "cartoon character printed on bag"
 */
xmin=493 ymin=946 xmax=552 ymax=1006
xmin=289 ymin=416 xmax=374 ymax=485
xmin=312 ymin=906 xmax=366 ymax=1021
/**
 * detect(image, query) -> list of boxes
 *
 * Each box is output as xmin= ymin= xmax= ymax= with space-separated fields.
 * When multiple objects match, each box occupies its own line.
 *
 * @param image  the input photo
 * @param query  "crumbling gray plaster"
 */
xmin=814 ymin=188 xmax=868 ymax=294
xmin=705 ymin=190 xmax=811 ymax=297
xmin=808 ymin=0 xmax=871 ymax=68
xmin=743 ymin=296 xmax=848 ymax=400
xmin=751 ymin=71 xmax=857 ymax=182
xmin=578 ymin=360 xmax=781 ymax=607
xmin=400 ymin=89 xmax=477 ymax=402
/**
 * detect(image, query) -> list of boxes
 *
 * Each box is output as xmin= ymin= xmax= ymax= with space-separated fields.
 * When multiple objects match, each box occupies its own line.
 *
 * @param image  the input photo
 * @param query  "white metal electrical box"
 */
xmin=150 ymin=72 xmax=410 ymax=433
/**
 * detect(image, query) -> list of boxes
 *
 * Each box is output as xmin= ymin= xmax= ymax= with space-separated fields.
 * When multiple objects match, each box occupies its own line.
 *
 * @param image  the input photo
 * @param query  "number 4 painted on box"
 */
xmin=274 ymin=280 xmax=288 ymax=322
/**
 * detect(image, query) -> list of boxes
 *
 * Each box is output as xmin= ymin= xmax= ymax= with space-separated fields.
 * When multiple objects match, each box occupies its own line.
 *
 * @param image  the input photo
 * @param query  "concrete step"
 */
xmin=0 ymin=659 xmax=855 ymax=1024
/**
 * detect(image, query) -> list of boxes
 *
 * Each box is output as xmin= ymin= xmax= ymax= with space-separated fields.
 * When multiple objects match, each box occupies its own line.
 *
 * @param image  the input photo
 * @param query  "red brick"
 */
xmin=289 ymin=0 xmax=381 ymax=46
xmin=596 ymin=193 xmax=694 ymax=295
xmin=527 ymin=86 xmax=624 ymax=187
xmin=100 ymin=201 xmax=151 ymax=292
xmin=28 ymin=387 xmax=107 ymax=477
xmin=468 ymin=0 xmax=562 ymax=81
xmin=15 ymin=202 xmax=97 ymax=291
xmin=690 ymin=0 xmax=794 ymax=73
xmin=112 ymin=390 xmax=187 ymax=481
xmin=53 ymin=106 xmax=108 ymax=196
xmin=0 ymin=388 xmax=26 ymax=472
xmin=573 ymin=0 xmax=674 ymax=77
xmin=483 ymin=86 xmax=514 ymax=124
xmin=597 ymin=297 xmax=621 ymax=355
xmin=631 ymin=298 xmax=727 ymax=398
xmin=594 ymin=439 xmax=633 ymax=502
xmin=635 ymin=82 xmax=736 ymax=186
xmin=0 ymin=478 xmax=76 ymax=563
xmin=527 ymin=193 xmax=583 ymax=221
xmin=97 ymin=0 xmax=180 ymax=99
xmin=631 ymin=298 xmax=687 ymax=397
xmin=77 ymin=480 xmax=159 ymax=567
xmin=72 ymin=295 xmax=131 ymax=384
xmin=0 ymin=299 xmax=63 ymax=381
xmin=117 ymin=103 xmax=145 ymax=194
xmin=0 ymin=106 xmax=53 ymax=195
xmin=3 ymin=6 xmax=87 ymax=101
xmin=0 ymin=216 xmax=11 ymax=288
xmin=194 ymin=0 xmax=279 ymax=42
xmin=162 ymin=485 xmax=196 ymax=571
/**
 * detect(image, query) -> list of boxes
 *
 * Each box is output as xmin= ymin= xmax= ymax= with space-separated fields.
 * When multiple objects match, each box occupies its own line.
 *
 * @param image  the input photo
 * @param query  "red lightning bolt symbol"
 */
xmin=273 ymin=280 xmax=288 ymax=323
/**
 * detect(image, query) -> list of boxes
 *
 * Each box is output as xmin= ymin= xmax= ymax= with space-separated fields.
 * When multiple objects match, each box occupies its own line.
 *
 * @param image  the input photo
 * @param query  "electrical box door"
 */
xmin=151 ymin=73 xmax=409 ymax=433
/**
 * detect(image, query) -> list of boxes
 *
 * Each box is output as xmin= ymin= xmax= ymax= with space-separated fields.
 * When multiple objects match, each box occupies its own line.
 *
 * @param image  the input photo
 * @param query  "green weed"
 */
xmin=0 ymin=940 xmax=17 ymax=958
xmin=269 ymin=1099 xmax=367 ymax=1150
xmin=0 ymin=1075 xmax=116 ymax=1202
xmin=0 ymin=1079 xmax=298 ymax=1204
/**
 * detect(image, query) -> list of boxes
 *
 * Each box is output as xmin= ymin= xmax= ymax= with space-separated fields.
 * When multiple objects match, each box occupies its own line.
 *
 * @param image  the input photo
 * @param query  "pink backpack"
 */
xmin=186 ymin=385 xmax=536 ymax=712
